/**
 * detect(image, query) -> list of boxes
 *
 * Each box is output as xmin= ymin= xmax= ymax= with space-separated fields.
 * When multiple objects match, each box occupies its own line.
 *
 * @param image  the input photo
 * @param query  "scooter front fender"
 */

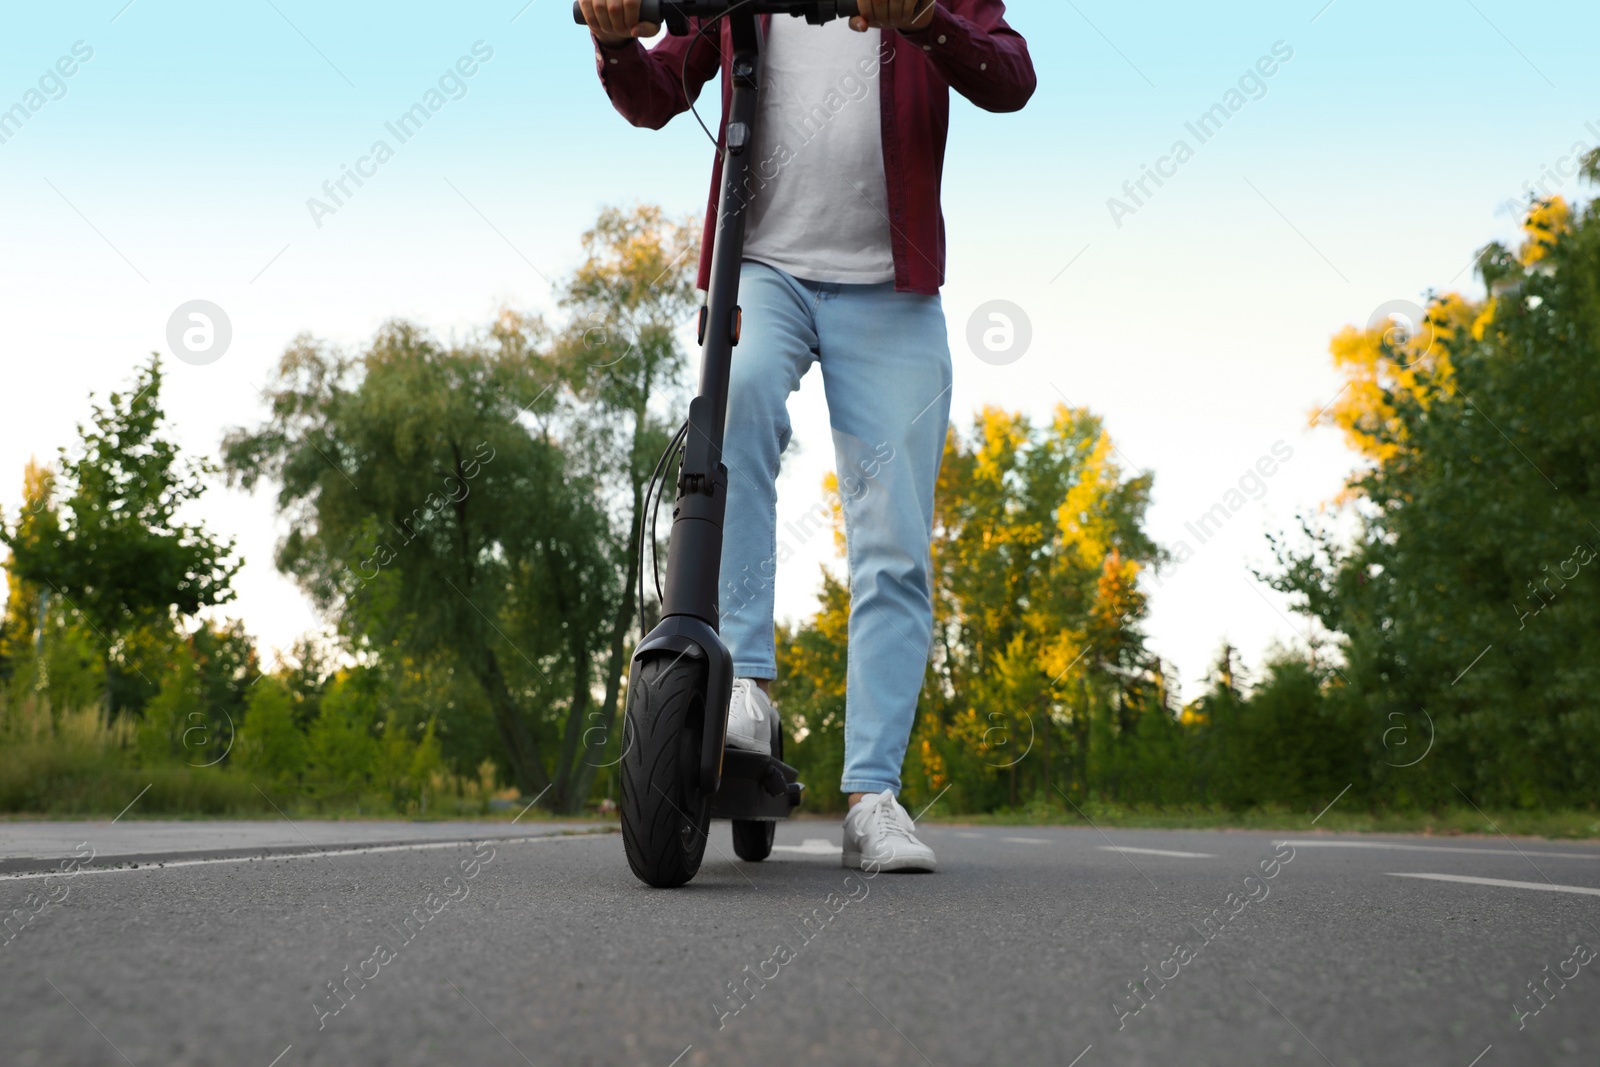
xmin=634 ymin=616 xmax=733 ymax=794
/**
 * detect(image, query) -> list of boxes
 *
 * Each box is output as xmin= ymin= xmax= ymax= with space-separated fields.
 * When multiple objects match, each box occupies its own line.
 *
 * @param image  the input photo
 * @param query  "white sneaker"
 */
xmin=724 ymin=678 xmax=773 ymax=755
xmin=842 ymin=790 xmax=937 ymax=872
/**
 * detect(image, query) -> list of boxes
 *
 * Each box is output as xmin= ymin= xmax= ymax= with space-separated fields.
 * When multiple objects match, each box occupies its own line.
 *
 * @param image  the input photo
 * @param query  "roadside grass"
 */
xmin=2 ymin=703 xmax=1592 ymax=838
xmin=0 ymin=729 xmax=615 ymax=822
xmin=0 ymin=738 xmax=616 ymax=823
xmin=0 ymin=750 xmax=617 ymax=821
xmin=3 ymin=753 xmax=1594 ymax=840
xmin=925 ymin=803 xmax=1600 ymax=841
xmin=4 ymin=776 xmax=1596 ymax=841
xmin=0 ymin=742 xmax=275 ymax=817
xmin=0 ymin=700 xmax=596 ymax=821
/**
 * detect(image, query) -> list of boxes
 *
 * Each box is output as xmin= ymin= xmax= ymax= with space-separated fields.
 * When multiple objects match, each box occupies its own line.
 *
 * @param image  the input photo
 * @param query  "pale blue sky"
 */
xmin=3 ymin=0 xmax=1597 ymax=694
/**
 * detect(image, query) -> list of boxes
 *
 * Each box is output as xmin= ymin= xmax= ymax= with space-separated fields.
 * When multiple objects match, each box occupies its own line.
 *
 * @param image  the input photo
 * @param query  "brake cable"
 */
xmin=679 ymin=0 xmax=762 ymax=151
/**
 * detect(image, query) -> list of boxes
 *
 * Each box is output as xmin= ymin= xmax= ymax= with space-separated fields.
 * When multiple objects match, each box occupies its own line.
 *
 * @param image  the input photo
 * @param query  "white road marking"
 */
xmin=1278 ymin=839 xmax=1600 ymax=860
xmin=1388 ymin=872 xmax=1600 ymax=897
xmin=1001 ymin=836 xmax=1053 ymax=845
xmin=953 ymin=832 xmax=985 ymax=839
xmin=0 ymin=831 xmax=615 ymax=882
xmin=771 ymin=838 xmax=840 ymax=855
xmin=1097 ymin=846 xmax=1215 ymax=859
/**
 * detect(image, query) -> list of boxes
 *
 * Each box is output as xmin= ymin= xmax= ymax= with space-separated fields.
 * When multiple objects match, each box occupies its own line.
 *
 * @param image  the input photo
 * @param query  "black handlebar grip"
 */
xmin=572 ymin=0 xmax=664 ymax=25
xmin=572 ymin=1 xmax=859 ymax=27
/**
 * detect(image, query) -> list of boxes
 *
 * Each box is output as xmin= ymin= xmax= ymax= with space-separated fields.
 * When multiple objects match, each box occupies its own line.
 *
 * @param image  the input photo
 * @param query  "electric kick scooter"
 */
xmin=572 ymin=0 xmax=862 ymax=887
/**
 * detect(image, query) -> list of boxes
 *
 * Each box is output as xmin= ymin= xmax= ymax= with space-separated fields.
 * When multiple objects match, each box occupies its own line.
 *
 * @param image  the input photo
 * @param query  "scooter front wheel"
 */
xmin=620 ymin=654 xmax=712 ymax=888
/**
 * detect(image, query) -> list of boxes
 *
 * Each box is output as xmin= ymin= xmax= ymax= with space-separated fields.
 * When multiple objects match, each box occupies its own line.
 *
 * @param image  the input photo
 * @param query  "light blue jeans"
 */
xmin=718 ymin=260 xmax=952 ymax=797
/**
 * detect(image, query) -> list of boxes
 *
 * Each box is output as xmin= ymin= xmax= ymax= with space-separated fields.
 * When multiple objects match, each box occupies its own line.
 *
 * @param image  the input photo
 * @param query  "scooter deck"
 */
xmin=709 ymin=749 xmax=804 ymax=821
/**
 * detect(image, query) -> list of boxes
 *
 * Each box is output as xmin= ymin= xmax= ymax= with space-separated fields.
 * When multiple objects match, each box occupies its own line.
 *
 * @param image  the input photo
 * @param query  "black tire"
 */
xmin=731 ymin=701 xmax=781 ymax=862
xmin=620 ymin=654 xmax=712 ymax=888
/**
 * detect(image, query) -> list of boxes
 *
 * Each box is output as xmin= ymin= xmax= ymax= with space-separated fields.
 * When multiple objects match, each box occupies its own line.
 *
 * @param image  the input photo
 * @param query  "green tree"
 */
xmin=304 ymin=673 xmax=383 ymax=799
xmin=543 ymin=204 xmax=700 ymax=811
xmin=1 ymin=358 xmax=240 ymax=716
xmin=776 ymin=405 xmax=1164 ymax=813
xmin=234 ymin=677 xmax=307 ymax=789
xmin=223 ymin=321 xmax=613 ymax=801
xmin=1 ymin=460 xmax=60 ymax=687
xmin=135 ymin=620 xmax=256 ymax=767
xmin=1270 ymin=185 xmax=1600 ymax=808
xmin=1180 ymin=645 xmax=1361 ymax=810
xmin=927 ymin=406 xmax=1162 ymax=810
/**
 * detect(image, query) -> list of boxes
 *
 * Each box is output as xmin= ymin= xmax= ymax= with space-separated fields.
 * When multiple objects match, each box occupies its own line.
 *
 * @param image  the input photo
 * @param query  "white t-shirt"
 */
xmin=739 ymin=17 xmax=896 ymax=286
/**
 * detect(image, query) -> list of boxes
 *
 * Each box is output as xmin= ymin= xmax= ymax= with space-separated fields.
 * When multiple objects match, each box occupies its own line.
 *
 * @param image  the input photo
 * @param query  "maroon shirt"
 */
xmin=591 ymin=2 xmax=1035 ymax=295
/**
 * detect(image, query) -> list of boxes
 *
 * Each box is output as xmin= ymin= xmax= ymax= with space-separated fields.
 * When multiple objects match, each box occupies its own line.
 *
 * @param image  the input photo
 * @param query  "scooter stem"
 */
xmin=659 ymin=10 xmax=763 ymax=629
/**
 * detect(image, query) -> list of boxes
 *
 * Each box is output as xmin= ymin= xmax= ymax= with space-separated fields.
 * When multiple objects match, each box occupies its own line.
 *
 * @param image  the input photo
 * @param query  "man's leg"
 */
xmin=814 ymin=280 xmax=952 ymax=801
xmin=717 ymin=261 xmax=819 ymax=680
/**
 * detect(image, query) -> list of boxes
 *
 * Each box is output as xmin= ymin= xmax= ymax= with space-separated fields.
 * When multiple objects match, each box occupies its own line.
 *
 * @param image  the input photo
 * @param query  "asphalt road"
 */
xmin=3 ymin=817 xmax=1599 ymax=1067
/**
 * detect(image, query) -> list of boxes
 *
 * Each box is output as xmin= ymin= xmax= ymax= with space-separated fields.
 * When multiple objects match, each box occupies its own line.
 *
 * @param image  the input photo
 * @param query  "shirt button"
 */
xmin=609 ymin=57 xmax=619 ymax=64
xmin=980 ymin=62 xmax=988 ymax=70
xmin=923 ymin=44 xmax=933 ymax=51
xmin=937 ymin=34 xmax=948 ymax=44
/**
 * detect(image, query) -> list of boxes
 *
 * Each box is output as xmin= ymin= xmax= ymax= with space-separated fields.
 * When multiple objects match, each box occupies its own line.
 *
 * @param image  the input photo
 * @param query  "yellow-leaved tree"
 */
xmin=775 ymin=404 xmax=1165 ymax=814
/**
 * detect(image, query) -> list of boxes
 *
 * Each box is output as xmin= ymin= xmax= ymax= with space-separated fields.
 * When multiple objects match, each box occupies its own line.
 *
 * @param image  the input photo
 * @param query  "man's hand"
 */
xmin=578 ymin=0 xmax=661 ymax=46
xmin=849 ymin=0 xmax=936 ymax=33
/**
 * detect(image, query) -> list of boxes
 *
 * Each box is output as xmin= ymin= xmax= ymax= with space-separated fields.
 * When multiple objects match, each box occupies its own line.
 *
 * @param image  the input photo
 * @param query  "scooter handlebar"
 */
xmin=572 ymin=0 xmax=860 ymax=33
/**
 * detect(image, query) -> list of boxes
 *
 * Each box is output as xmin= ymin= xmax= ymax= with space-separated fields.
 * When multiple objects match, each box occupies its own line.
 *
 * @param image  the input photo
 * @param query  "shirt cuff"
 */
xmin=903 ymin=7 xmax=952 ymax=48
xmin=898 ymin=1 xmax=938 ymax=37
xmin=593 ymin=32 xmax=639 ymax=63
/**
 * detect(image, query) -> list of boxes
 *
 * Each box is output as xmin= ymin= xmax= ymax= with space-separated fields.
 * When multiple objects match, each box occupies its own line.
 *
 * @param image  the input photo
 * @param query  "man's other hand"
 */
xmin=850 ymin=0 xmax=936 ymax=33
xmin=579 ymin=0 xmax=661 ymax=46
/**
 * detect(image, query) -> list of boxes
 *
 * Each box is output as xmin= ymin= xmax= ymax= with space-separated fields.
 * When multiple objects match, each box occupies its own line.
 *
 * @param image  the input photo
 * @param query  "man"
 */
xmin=580 ymin=0 xmax=1034 ymax=871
